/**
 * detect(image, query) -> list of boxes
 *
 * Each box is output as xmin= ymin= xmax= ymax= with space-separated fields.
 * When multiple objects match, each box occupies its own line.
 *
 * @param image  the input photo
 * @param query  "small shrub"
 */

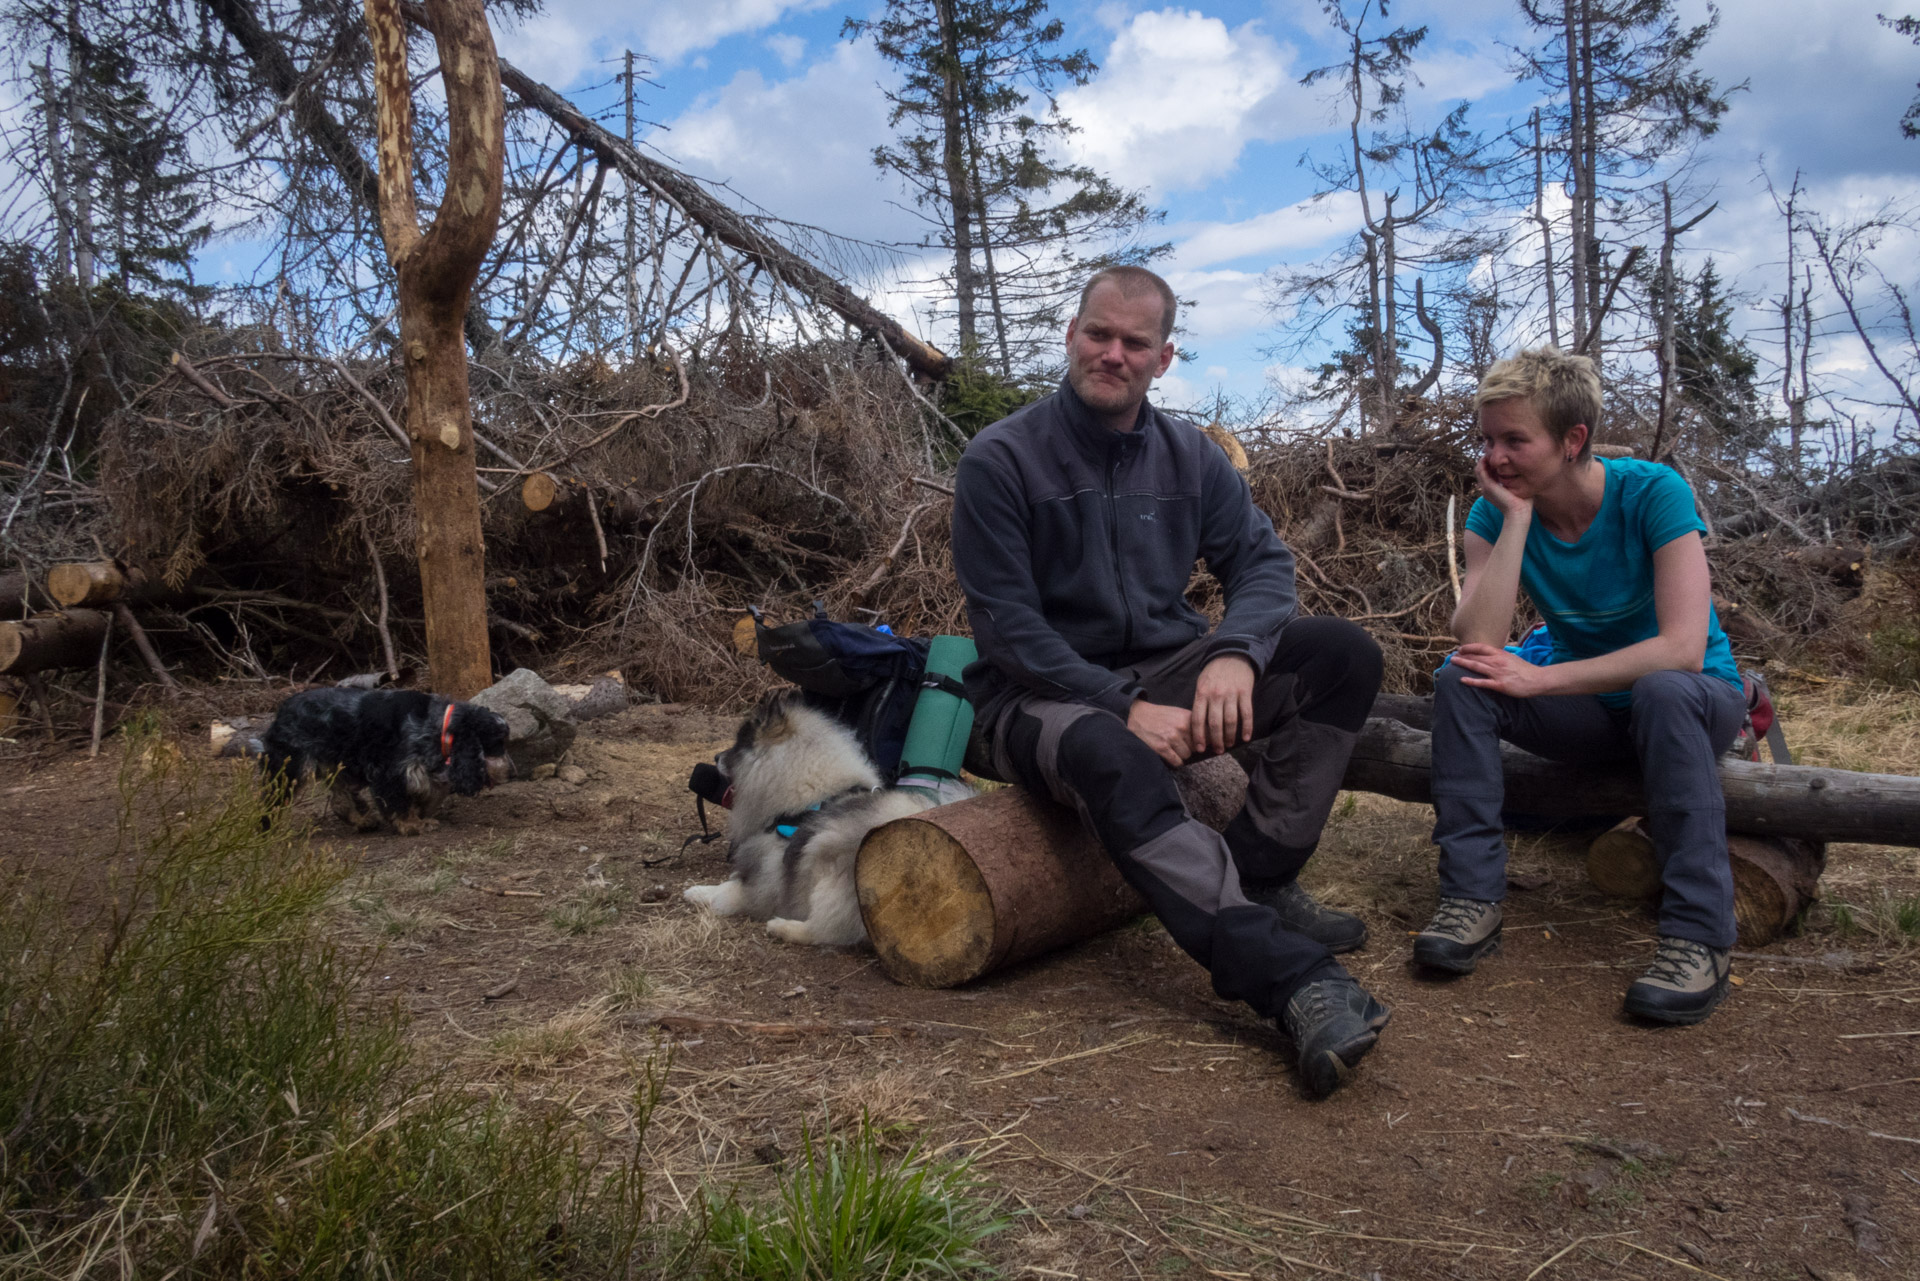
xmin=704 ymin=1117 xmax=1005 ymax=1280
xmin=0 ymin=734 xmax=665 ymax=1277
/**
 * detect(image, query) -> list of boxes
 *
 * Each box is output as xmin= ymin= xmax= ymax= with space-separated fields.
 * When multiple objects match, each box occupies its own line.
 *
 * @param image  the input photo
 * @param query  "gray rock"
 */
xmin=557 ymin=764 xmax=589 ymax=785
xmin=571 ymin=675 xmax=629 ymax=721
xmin=472 ymin=668 xmax=578 ymax=771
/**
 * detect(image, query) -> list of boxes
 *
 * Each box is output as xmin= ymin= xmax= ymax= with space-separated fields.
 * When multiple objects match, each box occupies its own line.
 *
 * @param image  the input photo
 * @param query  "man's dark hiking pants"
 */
xmin=980 ymin=616 xmax=1383 ymax=1019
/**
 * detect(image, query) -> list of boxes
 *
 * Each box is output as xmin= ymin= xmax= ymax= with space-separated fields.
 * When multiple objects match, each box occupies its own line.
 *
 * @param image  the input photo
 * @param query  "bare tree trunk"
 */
xmin=934 ymin=0 xmax=978 ymax=355
xmin=1654 ymin=185 xmax=1676 ymax=456
xmin=66 ymin=1 xmax=93 ymax=289
xmin=365 ymin=0 xmax=503 ymax=698
xmin=1562 ymin=0 xmax=1586 ymax=351
xmin=36 ymin=63 xmax=72 ymax=280
xmin=1381 ymin=195 xmax=1399 ymax=429
xmin=1578 ymin=0 xmax=1601 ymax=364
xmin=623 ymin=49 xmax=641 ymax=363
xmin=962 ymin=97 xmax=1013 ymax=377
xmin=1532 ymin=108 xmax=1560 ymax=348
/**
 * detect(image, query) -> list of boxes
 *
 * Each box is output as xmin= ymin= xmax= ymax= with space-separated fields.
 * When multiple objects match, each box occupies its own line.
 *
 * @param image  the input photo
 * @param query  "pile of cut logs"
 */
xmin=1 ymin=562 xmax=178 ymax=685
xmin=858 ymin=694 xmax=1920 ymax=986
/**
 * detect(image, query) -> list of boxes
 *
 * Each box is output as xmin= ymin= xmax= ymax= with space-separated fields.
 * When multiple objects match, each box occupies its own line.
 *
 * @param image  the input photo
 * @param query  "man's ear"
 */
xmin=1153 ymin=341 xmax=1175 ymax=378
xmin=1065 ymin=314 xmax=1079 ymax=348
xmin=1566 ymin=421 xmax=1590 ymax=455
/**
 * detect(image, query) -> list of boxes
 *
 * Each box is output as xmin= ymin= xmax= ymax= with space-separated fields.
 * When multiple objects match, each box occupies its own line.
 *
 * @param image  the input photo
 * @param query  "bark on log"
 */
xmin=367 ymin=0 xmax=502 ymax=698
xmin=46 ymin=562 xmax=179 ymax=608
xmin=857 ymin=753 xmax=1248 ymax=988
xmin=1346 ymin=718 xmax=1920 ymax=848
xmin=0 ymin=571 xmax=52 ymax=621
xmin=1587 ymin=817 xmax=1827 ymax=946
xmin=0 ymin=610 xmax=110 ymax=675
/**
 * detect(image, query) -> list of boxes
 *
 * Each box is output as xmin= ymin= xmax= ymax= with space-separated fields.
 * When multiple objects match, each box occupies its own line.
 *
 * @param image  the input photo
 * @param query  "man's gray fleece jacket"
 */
xmin=951 ymin=380 xmax=1300 ymax=723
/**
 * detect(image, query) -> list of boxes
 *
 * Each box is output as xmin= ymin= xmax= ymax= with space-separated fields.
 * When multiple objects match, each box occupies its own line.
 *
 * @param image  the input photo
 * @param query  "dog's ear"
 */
xmin=751 ymin=688 xmax=803 ymax=746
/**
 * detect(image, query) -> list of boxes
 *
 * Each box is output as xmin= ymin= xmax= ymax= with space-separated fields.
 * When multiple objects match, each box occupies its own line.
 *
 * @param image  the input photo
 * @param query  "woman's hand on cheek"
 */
xmin=1476 ymin=455 xmax=1532 ymax=520
xmin=1451 ymin=642 xmax=1552 ymax=698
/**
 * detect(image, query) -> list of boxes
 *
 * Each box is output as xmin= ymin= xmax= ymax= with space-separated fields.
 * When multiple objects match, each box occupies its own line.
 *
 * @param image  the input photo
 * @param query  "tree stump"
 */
xmin=1586 ymin=817 xmax=1827 ymax=946
xmin=857 ymin=753 xmax=1249 ymax=988
xmin=0 ymin=610 xmax=110 ymax=675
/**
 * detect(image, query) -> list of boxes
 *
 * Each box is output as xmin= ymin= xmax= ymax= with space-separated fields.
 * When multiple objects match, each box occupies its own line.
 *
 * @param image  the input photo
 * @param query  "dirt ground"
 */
xmin=4 ymin=679 xmax=1918 ymax=1281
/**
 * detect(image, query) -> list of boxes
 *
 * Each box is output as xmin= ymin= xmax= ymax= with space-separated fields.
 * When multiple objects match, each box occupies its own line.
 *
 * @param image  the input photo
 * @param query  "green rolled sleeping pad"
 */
xmin=895 ymin=634 xmax=977 ymax=805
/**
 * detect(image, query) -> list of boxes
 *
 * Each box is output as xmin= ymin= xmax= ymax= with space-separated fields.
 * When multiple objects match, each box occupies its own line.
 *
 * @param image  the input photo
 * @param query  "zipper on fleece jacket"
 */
xmin=1106 ymin=437 xmax=1135 ymax=653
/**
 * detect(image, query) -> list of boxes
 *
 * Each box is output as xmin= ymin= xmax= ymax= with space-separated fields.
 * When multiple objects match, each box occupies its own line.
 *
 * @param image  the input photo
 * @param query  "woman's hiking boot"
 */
xmin=1413 ymin=897 xmax=1503 ymax=973
xmin=1280 ymin=975 xmax=1391 ymax=1098
xmin=1623 ymin=937 xmax=1731 ymax=1024
xmin=1244 ymin=879 xmax=1368 ymax=953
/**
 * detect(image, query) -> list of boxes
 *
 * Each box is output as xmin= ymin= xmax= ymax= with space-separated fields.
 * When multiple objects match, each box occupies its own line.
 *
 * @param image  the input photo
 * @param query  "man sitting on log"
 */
xmin=950 ymin=266 xmax=1390 ymax=1098
xmin=1415 ymin=347 xmax=1746 ymax=1024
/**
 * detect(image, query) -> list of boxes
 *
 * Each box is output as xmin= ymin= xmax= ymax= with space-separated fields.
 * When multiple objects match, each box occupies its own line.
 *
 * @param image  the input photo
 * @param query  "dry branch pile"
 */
xmin=73 ymin=338 xmax=969 ymax=706
xmin=4 ymin=341 xmax=1917 ymax=744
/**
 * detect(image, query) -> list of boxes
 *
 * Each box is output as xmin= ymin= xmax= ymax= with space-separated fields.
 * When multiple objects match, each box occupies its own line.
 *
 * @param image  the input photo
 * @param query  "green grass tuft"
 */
xmin=1829 ymin=890 xmax=1920 ymax=944
xmin=705 ymin=1117 xmax=1005 ymax=1279
xmin=0 ymin=733 xmax=669 ymax=1277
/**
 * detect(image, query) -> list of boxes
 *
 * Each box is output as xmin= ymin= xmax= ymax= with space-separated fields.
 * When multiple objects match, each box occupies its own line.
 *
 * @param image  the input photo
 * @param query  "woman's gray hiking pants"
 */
xmin=1430 ymin=664 xmax=1746 ymax=949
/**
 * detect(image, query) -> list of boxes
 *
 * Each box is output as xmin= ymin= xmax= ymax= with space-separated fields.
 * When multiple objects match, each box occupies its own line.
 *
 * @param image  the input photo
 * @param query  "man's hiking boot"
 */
xmin=1280 ymin=976 xmax=1391 ymax=1099
xmin=1623 ymin=937 xmax=1731 ymax=1025
xmin=1245 ymin=880 xmax=1369 ymax=953
xmin=1413 ymin=897 xmax=1503 ymax=974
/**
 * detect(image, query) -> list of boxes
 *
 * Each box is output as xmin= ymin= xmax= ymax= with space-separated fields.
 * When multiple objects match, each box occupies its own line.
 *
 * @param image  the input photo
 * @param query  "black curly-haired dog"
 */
xmin=260 ymin=688 xmax=511 ymax=835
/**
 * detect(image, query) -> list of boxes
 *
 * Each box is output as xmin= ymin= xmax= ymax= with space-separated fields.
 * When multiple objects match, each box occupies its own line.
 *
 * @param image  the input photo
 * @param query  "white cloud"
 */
xmin=1056 ymin=9 xmax=1319 ymax=193
xmin=765 ymin=34 xmax=807 ymax=68
xmin=1170 ymin=191 xmax=1363 ymax=270
xmin=650 ymin=41 xmax=910 ymax=245
xmin=500 ymin=0 xmax=831 ymax=84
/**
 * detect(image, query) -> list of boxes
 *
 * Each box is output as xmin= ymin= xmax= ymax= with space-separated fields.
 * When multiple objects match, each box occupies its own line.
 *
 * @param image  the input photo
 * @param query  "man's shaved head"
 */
xmin=1076 ymin=266 xmax=1176 ymax=341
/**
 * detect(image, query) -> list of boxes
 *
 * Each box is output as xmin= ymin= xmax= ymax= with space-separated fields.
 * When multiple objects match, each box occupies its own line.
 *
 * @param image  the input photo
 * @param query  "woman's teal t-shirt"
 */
xmin=1464 ymin=458 xmax=1741 ymax=708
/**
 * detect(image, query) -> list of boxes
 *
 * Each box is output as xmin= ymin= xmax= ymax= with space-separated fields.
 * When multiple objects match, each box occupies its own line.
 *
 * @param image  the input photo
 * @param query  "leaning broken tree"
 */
xmin=365 ymin=0 xmax=504 ymax=697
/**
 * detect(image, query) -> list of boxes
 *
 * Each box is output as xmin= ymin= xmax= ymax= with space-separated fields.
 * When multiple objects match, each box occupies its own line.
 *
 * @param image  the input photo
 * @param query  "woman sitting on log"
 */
xmin=1414 ymin=347 xmax=1746 ymax=1025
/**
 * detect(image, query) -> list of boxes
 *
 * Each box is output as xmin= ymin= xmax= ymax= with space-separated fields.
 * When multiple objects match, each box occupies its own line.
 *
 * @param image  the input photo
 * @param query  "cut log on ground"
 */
xmin=857 ymin=753 xmax=1248 ymax=988
xmin=45 ymin=562 xmax=175 ymax=608
xmin=0 ymin=610 xmax=110 ymax=675
xmin=1346 ymin=718 xmax=1920 ymax=848
xmin=520 ymin=471 xmax=570 ymax=512
xmin=0 ymin=571 xmax=52 ymax=621
xmin=1588 ymin=817 xmax=1827 ymax=946
xmin=48 ymin=562 xmax=128 ymax=607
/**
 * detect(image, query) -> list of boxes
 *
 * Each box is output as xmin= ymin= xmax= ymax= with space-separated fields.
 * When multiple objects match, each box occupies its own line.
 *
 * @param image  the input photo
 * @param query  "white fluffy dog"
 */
xmin=684 ymin=690 xmax=950 ymax=946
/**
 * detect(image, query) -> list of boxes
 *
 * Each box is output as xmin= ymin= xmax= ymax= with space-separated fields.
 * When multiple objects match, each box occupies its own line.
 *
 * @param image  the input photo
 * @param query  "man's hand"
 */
xmin=1190 ymin=654 xmax=1256 ymax=757
xmin=1128 ymin=699 xmax=1193 ymax=768
xmin=1450 ymin=642 xmax=1555 ymax=698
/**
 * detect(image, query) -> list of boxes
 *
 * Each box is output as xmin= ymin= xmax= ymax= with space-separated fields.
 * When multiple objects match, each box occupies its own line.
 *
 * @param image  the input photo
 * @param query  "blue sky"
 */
xmin=396 ymin=2 xmax=1920 ymax=412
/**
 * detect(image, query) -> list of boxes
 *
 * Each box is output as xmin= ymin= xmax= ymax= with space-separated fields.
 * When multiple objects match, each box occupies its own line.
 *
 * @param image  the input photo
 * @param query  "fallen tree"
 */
xmin=0 ymin=611 xmax=110 ymax=676
xmin=1345 ymin=716 xmax=1920 ymax=847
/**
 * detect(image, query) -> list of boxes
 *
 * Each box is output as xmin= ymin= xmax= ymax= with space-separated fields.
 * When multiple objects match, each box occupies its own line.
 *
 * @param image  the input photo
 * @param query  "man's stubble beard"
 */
xmin=1068 ymin=364 xmax=1144 ymax=419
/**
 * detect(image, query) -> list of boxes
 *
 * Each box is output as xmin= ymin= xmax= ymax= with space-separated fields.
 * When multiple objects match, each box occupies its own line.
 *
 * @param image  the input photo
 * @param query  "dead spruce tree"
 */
xmin=364 ymin=0 xmax=503 ymax=696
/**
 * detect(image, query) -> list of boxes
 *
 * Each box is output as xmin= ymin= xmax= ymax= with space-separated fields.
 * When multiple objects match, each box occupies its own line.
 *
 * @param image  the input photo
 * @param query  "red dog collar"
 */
xmin=440 ymin=703 xmax=455 ymax=765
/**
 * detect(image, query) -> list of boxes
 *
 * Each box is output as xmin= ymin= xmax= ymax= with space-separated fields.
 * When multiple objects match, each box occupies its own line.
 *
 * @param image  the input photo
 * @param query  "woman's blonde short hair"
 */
xmin=1475 ymin=347 xmax=1603 ymax=459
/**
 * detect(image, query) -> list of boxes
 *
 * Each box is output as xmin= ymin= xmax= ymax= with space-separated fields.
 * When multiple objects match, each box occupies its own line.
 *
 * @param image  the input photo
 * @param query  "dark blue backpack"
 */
xmin=749 ymin=604 xmax=930 ymax=781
